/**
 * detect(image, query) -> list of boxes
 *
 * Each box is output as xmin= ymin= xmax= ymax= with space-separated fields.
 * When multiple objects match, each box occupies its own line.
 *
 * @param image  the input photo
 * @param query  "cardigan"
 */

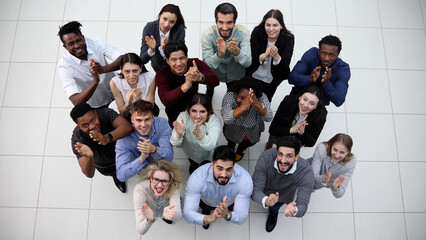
xmin=269 ymin=94 xmax=327 ymax=147
xmin=133 ymin=180 xmax=182 ymax=235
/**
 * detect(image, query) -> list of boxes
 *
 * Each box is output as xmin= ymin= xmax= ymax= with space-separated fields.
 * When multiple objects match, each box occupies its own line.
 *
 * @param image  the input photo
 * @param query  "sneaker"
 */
xmin=236 ymin=153 xmax=244 ymax=162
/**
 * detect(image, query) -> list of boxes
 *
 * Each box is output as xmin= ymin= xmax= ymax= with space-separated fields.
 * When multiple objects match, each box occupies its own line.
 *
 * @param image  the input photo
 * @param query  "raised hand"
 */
xmin=89 ymin=131 xmax=110 ymax=145
xmin=145 ymin=35 xmax=156 ymax=51
xmin=290 ymin=121 xmax=309 ymax=135
xmin=184 ymin=60 xmax=202 ymax=82
xmin=284 ymin=202 xmax=297 ymax=217
xmin=137 ymin=137 xmax=155 ymax=154
xmin=75 ymin=142 xmax=93 ymax=158
xmin=89 ymin=58 xmax=104 ymax=74
xmin=265 ymin=192 xmax=279 ymax=207
xmin=163 ymin=204 xmax=176 ymax=220
xmin=227 ymin=38 xmax=240 ymax=56
xmin=241 ymin=88 xmax=254 ymax=111
xmin=321 ymin=67 xmax=332 ymax=85
xmin=216 ymin=37 xmax=227 ymax=58
xmin=142 ymin=203 xmax=155 ymax=222
xmin=161 ymin=36 xmax=168 ymax=51
xmin=214 ymin=196 xmax=229 ymax=218
xmin=192 ymin=121 xmax=205 ymax=141
xmin=332 ymin=174 xmax=345 ymax=191
xmin=322 ymin=169 xmax=332 ymax=183
xmin=173 ymin=116 xmax=185 ymax=138
xmin=310 ymin=66 xmax=321 ymax=83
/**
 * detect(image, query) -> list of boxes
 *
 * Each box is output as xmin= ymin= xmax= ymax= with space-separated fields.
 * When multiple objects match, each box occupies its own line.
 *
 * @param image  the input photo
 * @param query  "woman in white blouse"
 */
xmin=133 ymin=160 xmax=184 ymax=235
xmin=110 ymin=52 xmax=157 ymax=119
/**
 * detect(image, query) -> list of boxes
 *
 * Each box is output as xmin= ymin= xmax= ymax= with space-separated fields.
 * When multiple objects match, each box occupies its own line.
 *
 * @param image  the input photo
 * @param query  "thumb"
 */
xmin=291 ymin=202 xmax=296 ymax=207
xmin=169 ymin=204 xmax=175 ymax=209
xmin=139 ymin=137 xmax=146 ymax=142
xmin=275 ymin=192 xmax=279 ymax=197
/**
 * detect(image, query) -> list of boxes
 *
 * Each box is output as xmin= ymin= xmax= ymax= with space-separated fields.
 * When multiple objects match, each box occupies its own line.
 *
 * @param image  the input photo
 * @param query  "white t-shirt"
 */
xmin=57 ymin=36 xmax=122 ymax=108
xmin=111 ymin=72 xmax=155 ymax=102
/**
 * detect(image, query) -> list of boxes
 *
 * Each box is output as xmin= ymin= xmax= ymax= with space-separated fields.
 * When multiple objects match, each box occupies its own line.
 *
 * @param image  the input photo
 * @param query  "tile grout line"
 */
xmin=376 ymin=0 xmax=409 ymax=239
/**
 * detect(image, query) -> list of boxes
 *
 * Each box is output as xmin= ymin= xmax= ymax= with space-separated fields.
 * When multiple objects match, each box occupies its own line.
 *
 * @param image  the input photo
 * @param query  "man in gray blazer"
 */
xmin=251 ymin=136 xmax=314 ymax=232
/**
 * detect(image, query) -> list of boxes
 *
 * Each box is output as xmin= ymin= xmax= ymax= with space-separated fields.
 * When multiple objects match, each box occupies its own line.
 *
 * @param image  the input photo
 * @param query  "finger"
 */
xmin=192 ymin=60 xmax=197 ymax=69
xmin=139 ymin=137 xmax=146 ymax=142
xmin=223 ymin=195 xmax=228 ymax=203
xmin=180 ymin=116 xmax=184 ymax=125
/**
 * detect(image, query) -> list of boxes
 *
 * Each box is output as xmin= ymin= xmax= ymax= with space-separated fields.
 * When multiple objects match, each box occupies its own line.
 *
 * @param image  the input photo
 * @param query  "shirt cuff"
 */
xmin=292 ymin=206 xmax=298 ymax=217
xmin=147 ymin=48 xmax=155 ymax=57
xmin=261 ymin=196 xmax=269 ymax=209
xmin=273 ymin=56 xmax=281 ymax=65
xmin=158 ymin=46 xmax=166 ymax=59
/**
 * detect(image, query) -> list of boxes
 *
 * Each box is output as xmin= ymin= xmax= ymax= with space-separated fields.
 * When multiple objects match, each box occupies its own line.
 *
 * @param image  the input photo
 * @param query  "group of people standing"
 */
xmin=57 ymin=2 xmax=356 ymax=235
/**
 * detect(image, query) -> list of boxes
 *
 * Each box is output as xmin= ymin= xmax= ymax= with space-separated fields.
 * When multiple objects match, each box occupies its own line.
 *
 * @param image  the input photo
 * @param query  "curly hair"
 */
xmin=140 ymin=160 xmax=184 ymax=198
xmin=58 ymin=21 xmax=83 ymax=43
xmin=319 ymin=35 xmax=342 ymax=53
xmin=70 ymin=102 xmax=93 ymax=123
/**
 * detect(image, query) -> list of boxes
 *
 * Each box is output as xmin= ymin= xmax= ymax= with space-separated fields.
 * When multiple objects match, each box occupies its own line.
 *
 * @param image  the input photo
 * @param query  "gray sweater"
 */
xmin=251 ymin=148 xmax=315 ymax=217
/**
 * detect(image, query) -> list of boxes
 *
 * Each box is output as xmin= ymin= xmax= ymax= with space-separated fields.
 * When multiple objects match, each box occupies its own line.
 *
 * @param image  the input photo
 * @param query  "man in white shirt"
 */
xmin=57 ymin=21 xmax=123 ymax=108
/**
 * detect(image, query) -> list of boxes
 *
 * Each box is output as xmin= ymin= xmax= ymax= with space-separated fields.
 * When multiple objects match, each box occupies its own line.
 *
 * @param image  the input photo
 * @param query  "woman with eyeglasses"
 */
xmin=308 ymin=133 xmax=356 ymax=198
xmin=133 ymin=160 xmax=184 ymax=235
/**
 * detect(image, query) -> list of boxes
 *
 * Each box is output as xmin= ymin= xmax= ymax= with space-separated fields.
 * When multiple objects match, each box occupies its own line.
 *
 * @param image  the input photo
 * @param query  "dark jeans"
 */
xmin=258 ymin=77 xmax=285 ymax=102
xmin=188 ymin=158 xmax=211 ymax=175
xmin=268 ymin=202 xmax=285 ymax=215
xmin=206 ymin=81 xmax=237 ymax=100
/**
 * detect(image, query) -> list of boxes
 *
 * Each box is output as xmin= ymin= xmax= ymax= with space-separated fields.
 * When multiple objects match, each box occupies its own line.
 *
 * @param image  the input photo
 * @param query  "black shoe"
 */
xmin=188 ymin=159 xmax=199 ymax=175
xmin=202 ymin=209 xmax=211 ymax=230
xmin=112 ymin=175 xmax=126 ymax=193
xmin=266 ymin=214 xmax=278 ymax=232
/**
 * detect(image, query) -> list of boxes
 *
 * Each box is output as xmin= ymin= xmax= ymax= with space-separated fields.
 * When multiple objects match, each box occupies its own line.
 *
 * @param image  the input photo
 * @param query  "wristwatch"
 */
xmin=106 ymin=133 xmax=113 ymax=143
xmin=225 ymin=212 xmax=232 ymax=221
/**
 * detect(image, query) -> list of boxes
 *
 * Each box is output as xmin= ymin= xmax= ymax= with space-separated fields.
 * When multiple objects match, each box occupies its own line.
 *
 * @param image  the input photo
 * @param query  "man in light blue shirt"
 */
xmin=201 ymin=2 xmax=252 ymax=100
xmin=115 ymin=100 xmax=173 ymax=182
xmin=183 ymin=145 xmax=253 ymax=230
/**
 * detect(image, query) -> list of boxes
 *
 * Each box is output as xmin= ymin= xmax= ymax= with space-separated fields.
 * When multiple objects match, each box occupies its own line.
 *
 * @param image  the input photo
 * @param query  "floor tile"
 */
xmin=0 ymin=107 xmax=49 ymax=155
xmin=0 ymin=207 xmax=36 ymax=240
xmin=106 ymin=22 xmax=145 ymax=55
xmin=0 ymin=63 xmax=9 ymax=107
xmin=246 ymin=0 xmax=292 ymax=24
xmin=345 ymin=69 xmax=392 ymax=113
xmin=3 ymin=63 xmax=56 ymax=107
xmin=399 ymin=162 xmax=426 ymax=212
xmin=291 ymin=25 xmax=338 ymax=64
xmin=292 ymin=0 xmax=336 ymax=26
xmin=0 ymin=0 xmax=20 ymax=20
xmin=338 ymin=27 xmax=386 ymax=69
xmin=195 ymin=217 xmax=249 ymax=240
xmin=347 ymin=113 xmax=397 ymax=161
xmin=38 ymin=156 xmax=91 ymax=208
xmin=143 ymin=215 xmax=195 ymax=239
xmin=378 ymin=0 xmax=424 ymax=29
xmin=394 ymin=115 xmax=426 ymax=162
xmin=109 ymin=0 xmax=155 ymax=21
xmin=303 ymin=213 xmax=355 ymax=240
xmin=250 ymin=212 xmax=302 ymax=240
xmin=335 ymin=0 xmax=381 ymax=27
xmin=388 ymin=70 xmax=426 ymax=114
xmin=352 ymin=162 xmax=403 ymax=212
xmin=34 ymin=208 xmax=89 ymax=240
xmin=157 ymin=0 xmax=201 ymax=23
xmin=0 ymin=156 xmax=42 ymax=207
xmin=90 ymin=172 xmax=139 ymax=210
xmin=87 ymin=210 xmax=139 ymax=240
xmin=63 ymin=0 xmax=110 ymax=21
xmin=382 ymin=29 xmax=426 ymax=70
xmin=354 ymin=213 xmax=406 ymax=240
xmin=12 ymin=21 xmax=61 ymax=62
xmin=185 ymin=22 xmax=201 ymax=58
xmin=50 ymin=74 xmax=75 ymax=108
xmin=405 ymin=213 xmax=426 ymax=240
xmin=0 ymin=21 xmax=17 ymax=62
xmin=19 ymin=0 xmax=65 ymax=20
xmin=307 ymin=183 xmax=353 ymax=212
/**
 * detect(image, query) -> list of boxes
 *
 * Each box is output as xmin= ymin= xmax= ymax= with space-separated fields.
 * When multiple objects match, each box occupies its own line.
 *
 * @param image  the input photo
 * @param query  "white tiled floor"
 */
xmin=0 ymin=0 xmax=425 ymax=239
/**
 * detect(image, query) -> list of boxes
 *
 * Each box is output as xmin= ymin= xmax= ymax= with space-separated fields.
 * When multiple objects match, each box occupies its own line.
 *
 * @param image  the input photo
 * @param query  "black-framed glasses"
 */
xmin=151 ymin=177 xmax=171 ymax=186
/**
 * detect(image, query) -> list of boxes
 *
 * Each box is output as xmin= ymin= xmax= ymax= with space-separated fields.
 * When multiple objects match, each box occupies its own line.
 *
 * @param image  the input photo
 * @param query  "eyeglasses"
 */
xmin=151 ymin=177 xmax=171 ymax=186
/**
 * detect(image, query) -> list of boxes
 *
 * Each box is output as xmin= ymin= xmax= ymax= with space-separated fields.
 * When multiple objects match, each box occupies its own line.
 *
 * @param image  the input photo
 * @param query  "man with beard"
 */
xmin=115 ymin=100 xmax=173 ymax=182
xmin=252 ymin=136 xmax=314 ymax=232
xmin=57 ymin=21 xmax=123 ymax=108
xmin=201 ymin=2 xmax=251 ymax=100
xmin=183 ymin=145 xmax=253 ymax=230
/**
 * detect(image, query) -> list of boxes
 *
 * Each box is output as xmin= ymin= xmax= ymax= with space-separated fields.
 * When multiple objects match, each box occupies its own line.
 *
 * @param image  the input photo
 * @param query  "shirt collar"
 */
xmin=159 ymin=27 xmax=170 ymax=38
xmin=274 ymin=158 xmax=298 ymax=175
